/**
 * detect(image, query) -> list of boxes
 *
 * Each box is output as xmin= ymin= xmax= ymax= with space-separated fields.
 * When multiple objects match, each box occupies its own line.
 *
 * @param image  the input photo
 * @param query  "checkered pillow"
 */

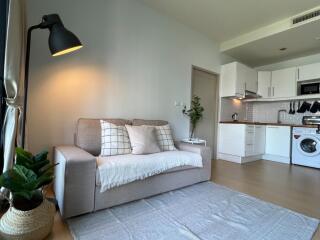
xmin=100 ymin=120 xmax=132 ymax=156
xmin=154 ymin=124 xmax=176 ymax=151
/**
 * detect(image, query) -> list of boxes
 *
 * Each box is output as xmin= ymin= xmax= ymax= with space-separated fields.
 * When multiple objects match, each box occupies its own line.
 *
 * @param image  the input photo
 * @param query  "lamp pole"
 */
xmin=21 ymin=14 xmax=82 ymax=148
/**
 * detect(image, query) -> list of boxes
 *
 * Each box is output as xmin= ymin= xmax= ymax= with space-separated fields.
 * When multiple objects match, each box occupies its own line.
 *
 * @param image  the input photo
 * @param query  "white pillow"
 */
xmin=153 ymin=124 xmax=177 ymax=151
xmin=125 ymin=125 xmax=160 ymax=154
xmin=100 ymin=120 xmax=131 ymax=156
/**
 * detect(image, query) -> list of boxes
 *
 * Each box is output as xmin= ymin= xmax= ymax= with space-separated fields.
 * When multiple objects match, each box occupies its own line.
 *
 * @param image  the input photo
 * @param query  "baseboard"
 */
xmin=242 ymin=155 xmax=263 ymax=163
xmin=217 ymin=153 xmax=241 ymax=163
xmin=217 ymin=153 xmax=262 ymax=164
xmin=262 ymin=154 xmax=290 ymax=164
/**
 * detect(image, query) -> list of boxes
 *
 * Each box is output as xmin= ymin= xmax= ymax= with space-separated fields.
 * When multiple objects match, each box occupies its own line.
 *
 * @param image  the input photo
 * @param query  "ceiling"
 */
xmin=223 ymin=20 xmax=320 ymax=66
xmin=139 ymin=0 xmax=320 ymax=66
xmin=140 ymin=0 xmax=319 ymax=43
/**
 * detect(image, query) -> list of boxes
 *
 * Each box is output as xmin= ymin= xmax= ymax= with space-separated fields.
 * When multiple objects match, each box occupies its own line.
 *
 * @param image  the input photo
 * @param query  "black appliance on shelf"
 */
xmin=303 ymin=116 xmax=320 ymax=134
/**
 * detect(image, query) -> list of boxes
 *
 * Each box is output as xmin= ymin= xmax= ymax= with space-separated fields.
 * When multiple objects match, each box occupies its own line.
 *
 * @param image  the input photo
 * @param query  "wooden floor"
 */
xmin=46 ymin=159 xmax=320 ymax=240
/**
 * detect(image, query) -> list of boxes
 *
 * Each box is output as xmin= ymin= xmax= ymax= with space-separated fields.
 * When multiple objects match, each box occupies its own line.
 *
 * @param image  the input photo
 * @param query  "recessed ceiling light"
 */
xmin=279 ymin=48 xmax=287 ymax=51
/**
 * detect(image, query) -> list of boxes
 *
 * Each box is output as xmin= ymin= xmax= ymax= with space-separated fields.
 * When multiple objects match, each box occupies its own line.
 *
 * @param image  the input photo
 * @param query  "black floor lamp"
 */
xmin=22 ymin=14 xmax=82 ymax=147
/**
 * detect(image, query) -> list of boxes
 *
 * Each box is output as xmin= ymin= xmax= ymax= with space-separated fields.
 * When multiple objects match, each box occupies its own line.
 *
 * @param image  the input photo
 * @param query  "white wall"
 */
xmin=256 ymin=52 xmax=320 ymax=71
xmin=26 ymin=0 xmax=228 ymax=153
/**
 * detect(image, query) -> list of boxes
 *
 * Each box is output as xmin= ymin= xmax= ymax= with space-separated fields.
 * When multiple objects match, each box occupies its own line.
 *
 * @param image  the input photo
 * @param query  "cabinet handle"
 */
xmin=272 ymin=87 xmax=275 ymax=96
xmin=298 ymin=68 xmax=300 ymax=80
xmin=246 ymin=144 xmax=253 ymax=146
xmin=268 ymin=87 xmax=271 ymax=97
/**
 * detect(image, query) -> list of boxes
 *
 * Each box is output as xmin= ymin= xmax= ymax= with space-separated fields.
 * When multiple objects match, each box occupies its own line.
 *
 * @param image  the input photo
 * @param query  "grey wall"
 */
xmin=26 ymin=0 xmax=230 ymax=153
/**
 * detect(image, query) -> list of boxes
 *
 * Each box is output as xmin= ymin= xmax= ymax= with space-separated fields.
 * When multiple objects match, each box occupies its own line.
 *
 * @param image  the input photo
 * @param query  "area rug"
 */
xmin=67 ymin=182 xmax=319 ymax=240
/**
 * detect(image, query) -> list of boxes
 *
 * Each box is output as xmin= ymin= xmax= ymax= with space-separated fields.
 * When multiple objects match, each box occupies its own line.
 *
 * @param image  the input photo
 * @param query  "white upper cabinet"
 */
xmin=245 ymin=67 xmax=258 ymax=93
xmin=220 ymin=62 xmax=257 ymax=98
xmin=297 ymin=62 xmax=320 ymax=81
xmin=271 ymin=67 xmax=297 ymax=98
xmin=257 ymin=71 xmax=272 ymax=98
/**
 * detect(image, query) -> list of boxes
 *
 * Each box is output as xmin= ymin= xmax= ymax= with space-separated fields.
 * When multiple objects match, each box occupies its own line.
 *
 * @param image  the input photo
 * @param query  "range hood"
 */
xmin=232 ymin=90 xmax=261 ymax=100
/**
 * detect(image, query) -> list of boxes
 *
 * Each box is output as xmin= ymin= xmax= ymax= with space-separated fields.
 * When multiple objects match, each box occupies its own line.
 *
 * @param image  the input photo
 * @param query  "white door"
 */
xmin=298 ymin=62 xmax=320 ymax=81
xmin=192 ymin=68 xmax=218 ymax=158
xmin=258 ymin=71 xmax=271 ymax=98
xmin=265 ymin=126 xmax=291 ymax=157
xmin=271 ymin=68 xmax=297 ymax=98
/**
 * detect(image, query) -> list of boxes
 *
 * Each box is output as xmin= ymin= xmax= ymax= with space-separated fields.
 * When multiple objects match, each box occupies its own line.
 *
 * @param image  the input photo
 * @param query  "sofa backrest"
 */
xmin=75 ymin=118 xmax=168 ymax=156
xmin=132 ymin=119 xmax=168 ymax=126
xmin=75 ymin=118 xmax=132 ymax=156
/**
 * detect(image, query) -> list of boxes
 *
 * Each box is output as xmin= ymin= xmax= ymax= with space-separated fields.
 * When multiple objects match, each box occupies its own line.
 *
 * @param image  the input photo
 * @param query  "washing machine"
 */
xmin=292 ymin=127 xmax=320 ymax=168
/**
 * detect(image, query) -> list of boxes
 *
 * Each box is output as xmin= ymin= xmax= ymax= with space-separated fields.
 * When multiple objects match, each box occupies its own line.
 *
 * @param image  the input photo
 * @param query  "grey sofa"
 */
xmin=54 ymin=118 xmax=212 ymax=219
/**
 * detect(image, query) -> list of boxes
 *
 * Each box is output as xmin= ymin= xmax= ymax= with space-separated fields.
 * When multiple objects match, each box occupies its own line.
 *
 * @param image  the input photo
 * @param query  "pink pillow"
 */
xmin=125 ymin=125 xmax=160 ymax=154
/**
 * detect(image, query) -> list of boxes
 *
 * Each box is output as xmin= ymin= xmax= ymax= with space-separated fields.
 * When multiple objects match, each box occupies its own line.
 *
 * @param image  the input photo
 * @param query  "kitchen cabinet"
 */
xmin=258 ymin=71 xmax=272 ymax=98
xmin=253 ymin=125 xmax=266 ymax=155
xmin=297 ymin=62 xmax=320 ymax=81
xmin=271 ymin=67 xmax=297 ymax=98
xmin=220 ymin=62 xmax=257 ymax=98
xmin=218 ymin=124 xmax=265 ymax=163
xmin=265 ymin=125 xmax=291 ymax=163
xmin=257 ymin=68 xmax=296 ymax=99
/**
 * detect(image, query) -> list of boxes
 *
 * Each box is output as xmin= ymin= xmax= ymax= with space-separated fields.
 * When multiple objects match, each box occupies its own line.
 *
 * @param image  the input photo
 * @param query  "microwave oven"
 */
xmin=299 ymin=82 xmax=320 ymax=95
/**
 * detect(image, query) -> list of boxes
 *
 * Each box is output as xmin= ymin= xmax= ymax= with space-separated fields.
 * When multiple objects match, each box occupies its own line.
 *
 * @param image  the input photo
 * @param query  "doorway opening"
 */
xmin=191 ymin=66 xmax=219 ymax=159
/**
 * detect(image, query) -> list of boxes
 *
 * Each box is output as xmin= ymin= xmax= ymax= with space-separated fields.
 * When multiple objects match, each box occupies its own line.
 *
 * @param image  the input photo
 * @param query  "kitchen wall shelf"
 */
xmin=243 ymin=94 xmax=320 ymax=102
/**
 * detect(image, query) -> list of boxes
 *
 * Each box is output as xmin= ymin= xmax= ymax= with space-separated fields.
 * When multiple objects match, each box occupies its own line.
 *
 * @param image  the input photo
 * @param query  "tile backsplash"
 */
xmin=248 ymin=100 xmax=320 ymax=124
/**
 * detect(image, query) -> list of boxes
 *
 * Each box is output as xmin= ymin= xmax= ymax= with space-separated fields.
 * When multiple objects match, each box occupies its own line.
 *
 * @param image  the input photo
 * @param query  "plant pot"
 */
xmin=0 ymin=199 xmax=55 ymax=240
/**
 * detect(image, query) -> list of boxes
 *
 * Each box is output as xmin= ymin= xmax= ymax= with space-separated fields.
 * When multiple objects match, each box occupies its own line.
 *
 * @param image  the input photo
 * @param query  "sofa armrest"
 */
xmin=54 ymin=145 xmax=96 ymax=218
xmin=175 ymin=142 xmax=212 ymax=179
xmin=176 ymin=142 xmax=211 ymax=162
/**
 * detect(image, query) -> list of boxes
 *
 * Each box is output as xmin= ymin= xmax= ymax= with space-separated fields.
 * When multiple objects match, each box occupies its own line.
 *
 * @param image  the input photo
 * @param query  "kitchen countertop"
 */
xmin=219 ymin=121 xmax=318 ymax=128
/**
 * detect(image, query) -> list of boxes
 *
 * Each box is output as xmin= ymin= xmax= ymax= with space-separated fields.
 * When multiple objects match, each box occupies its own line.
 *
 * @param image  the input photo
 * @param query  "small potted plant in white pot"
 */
xmin=182 ymin=95 xmax=204 ymax=140
xmin=0 ymin=147 xmax=56 ymax=240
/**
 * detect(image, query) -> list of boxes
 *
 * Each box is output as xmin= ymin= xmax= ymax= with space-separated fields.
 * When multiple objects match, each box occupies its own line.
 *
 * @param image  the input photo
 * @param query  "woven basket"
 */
xmin=0 ymin=199 xmax=55 ymax=240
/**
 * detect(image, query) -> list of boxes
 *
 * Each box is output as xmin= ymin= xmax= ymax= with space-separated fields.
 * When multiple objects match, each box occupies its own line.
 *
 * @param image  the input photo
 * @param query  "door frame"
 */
xmin=191 ymin=65 xmax=220 ymax=160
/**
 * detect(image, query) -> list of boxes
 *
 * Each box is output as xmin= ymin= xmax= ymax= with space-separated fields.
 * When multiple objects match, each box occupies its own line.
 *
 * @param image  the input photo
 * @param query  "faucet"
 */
xmin=277 ymin=109 xmax=287 ymax=124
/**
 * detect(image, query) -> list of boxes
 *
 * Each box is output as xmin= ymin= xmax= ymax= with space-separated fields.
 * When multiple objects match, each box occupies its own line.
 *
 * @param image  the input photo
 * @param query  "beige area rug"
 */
xmin=68 ymin=182 xmax=319 ymax=240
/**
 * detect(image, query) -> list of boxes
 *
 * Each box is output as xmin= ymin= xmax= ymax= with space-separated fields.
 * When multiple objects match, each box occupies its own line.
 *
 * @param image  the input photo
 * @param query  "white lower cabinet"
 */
xmin=218 ymin=124 xmax=291 ymax=164
xmin=264 ymin=125 xmax=291 ymax=163
xmin=218 ymin=124 xmax=266 ymax=163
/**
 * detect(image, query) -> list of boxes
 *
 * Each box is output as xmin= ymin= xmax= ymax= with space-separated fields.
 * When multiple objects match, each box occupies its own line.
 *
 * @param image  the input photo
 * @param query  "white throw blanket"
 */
xmin=97 ymin=151 xmax=203 ymax=192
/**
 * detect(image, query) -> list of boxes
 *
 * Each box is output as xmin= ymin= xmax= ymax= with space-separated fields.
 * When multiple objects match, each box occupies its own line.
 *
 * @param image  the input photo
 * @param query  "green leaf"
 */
xmin=37 ymin=163 xmax=58 ymax=176
xmin=29 ymin=160 xmax=50 ymax=176
xmin=0 ymin=170 xmax=25 ymax=192
xmin=13 ymin=165 xmax=37 ymax=182
xmin=34 ymin=150 xmax=48 ymax=162
xmin=16 ymin=147 xmax=33 ymax=167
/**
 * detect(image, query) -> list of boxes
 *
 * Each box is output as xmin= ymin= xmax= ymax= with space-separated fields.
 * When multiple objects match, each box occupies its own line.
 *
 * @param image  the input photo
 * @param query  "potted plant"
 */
xmin=182 ymin=95 xmax=204 ymax=140
xmin=0 ymin=147 xmax=56 ymax=240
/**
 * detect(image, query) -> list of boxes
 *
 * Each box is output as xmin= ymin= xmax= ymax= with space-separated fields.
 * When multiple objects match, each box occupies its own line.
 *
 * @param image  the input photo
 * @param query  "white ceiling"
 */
xmin=223 ymin=20 xmax=320 ymax=67
xmin=139 ymin=0 xmax=320 ymax=66
xmin=140 ymin=0 xmax=320 ymax=43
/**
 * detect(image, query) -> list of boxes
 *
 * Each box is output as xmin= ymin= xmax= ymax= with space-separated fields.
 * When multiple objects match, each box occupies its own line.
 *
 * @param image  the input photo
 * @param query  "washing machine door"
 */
xmin=297 ymin=135 xmax=320 ymax=157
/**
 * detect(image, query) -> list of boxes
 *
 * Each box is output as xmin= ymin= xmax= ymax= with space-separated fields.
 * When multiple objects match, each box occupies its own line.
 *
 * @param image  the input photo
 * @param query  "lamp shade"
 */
xmin=44 ymin=14 xmax=82 ymax=56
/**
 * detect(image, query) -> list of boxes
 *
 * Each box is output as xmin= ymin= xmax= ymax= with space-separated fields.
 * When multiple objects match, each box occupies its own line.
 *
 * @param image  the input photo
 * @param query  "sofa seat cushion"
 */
xmin=96 ymin=164 xmax=196 ymax=186
xmin=95 ymin=151 xmax=203 ymax=191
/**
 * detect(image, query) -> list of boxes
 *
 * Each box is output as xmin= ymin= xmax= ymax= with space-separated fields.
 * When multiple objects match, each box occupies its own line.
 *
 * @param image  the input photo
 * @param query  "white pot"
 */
xmin=0 ymin=199 xmax=55 ymax=240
